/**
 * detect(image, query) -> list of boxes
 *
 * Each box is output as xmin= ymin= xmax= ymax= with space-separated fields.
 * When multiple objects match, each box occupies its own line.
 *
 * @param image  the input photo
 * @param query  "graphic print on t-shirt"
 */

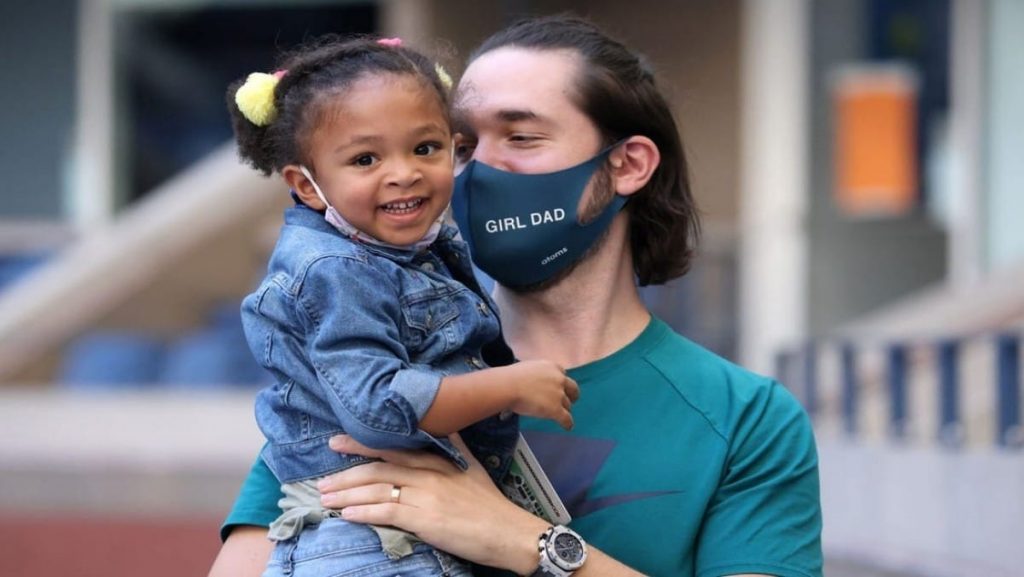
xmin=522 ymin=430 xmax=679 ymax=518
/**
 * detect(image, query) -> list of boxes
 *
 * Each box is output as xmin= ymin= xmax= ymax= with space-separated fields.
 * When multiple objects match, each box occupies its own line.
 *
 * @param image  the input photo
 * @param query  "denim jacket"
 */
xmin=245 ymin=205 xmax=518 ymax=484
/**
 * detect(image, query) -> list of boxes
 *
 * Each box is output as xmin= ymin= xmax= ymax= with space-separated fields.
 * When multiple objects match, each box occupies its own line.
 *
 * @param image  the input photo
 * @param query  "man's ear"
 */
xmin=282 ymin=164 xmax=326 ymax=210
xmin=609 ymin=136 xmax=660 ymax=196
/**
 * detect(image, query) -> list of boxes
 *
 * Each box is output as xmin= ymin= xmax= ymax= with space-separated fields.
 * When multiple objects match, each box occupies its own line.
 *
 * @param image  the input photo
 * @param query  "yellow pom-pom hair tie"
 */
xmin=235 ymin=69 xmax=287 ymax=127
xmin=434 ymin=63 xmax=453 ymax=91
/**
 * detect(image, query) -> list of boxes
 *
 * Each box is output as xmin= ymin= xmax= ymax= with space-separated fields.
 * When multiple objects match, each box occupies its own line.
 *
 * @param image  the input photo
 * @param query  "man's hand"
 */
xmin=318 ymin=434 xmax=549 ymax=574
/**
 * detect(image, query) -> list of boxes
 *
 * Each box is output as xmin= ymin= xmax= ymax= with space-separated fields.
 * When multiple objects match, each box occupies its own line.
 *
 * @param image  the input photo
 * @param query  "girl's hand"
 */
xmin=506 ymin=360 xmax=580 ymax=430
xmin=318 ymin=434 xmax=549 ymax=575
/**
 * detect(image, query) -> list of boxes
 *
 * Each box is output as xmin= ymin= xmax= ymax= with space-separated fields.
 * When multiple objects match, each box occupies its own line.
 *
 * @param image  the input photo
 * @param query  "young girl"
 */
xmin=227 ymin=36 xmax=579 ymax=576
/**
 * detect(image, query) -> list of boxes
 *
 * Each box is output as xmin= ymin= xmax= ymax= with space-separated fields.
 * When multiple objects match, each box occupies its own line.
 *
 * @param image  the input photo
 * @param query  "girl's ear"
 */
xmin=609 ymin=136 xmax=660 ymax=196
xmin=282 ymin=164 xmax=326 ymax=210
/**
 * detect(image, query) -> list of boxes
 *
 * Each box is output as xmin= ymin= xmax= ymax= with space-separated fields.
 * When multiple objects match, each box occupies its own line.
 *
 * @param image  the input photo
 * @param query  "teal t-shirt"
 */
xmin=221 ymin=456 xmax=282 ymax=541
xmin=223 ymin=317 xmax=822 ymax=577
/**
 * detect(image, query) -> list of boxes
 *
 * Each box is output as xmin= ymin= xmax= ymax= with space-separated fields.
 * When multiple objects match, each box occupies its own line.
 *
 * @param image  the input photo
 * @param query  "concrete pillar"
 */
xmin=948 ymin=0 xmax=987 ymax=284
xmin=738 ymin=0 xmax=810 ymax=373
xmin=379 ymin=0 xmax=437 ymax=47
xmin=72 ymin=0 xmax=116 ymax=230
xmin=985 ymin=0 xmax=1024 ymax=271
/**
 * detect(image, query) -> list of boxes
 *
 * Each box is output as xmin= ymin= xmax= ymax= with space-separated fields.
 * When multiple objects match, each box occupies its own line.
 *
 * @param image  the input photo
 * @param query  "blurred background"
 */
xmin=0 ymin=0 xmax=1021 ymax=575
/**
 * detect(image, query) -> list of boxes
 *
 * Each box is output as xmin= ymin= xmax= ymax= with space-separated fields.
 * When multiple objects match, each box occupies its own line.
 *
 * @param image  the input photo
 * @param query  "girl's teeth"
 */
xmin=383 ymin=199 xmax=423 ymax=212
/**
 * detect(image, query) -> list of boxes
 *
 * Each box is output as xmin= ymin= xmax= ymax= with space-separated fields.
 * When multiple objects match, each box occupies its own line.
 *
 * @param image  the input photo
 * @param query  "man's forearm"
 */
xmin=576 ymin=548 xmax=648 ymax=577
xmin=501 ymin=516 xmax=646 ymax=577
xmin=207 ymin=525 xmax=272 ymax=577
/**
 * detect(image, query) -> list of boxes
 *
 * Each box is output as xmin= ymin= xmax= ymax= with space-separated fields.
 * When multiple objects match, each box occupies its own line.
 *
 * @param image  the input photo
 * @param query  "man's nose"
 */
xmin=469 ymin=139 xmax=506 ymax=170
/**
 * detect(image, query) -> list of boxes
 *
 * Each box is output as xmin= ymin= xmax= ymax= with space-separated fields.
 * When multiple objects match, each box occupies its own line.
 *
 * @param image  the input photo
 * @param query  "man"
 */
xmin=210 ymin=15 xmax=822 ymax=577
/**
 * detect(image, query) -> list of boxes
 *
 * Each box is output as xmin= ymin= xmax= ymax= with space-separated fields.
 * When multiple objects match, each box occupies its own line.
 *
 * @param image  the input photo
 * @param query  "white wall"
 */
xmin=820 ymin=439 xmax=1024 ymax=577
xmin=0 ymin=388 xmax=262 ymax=516
xmin=738 ymin=0 xmax=810 ymax=373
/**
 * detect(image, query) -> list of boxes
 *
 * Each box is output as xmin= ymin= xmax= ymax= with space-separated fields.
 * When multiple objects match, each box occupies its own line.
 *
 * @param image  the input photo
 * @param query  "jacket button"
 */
xmin=421 ymin=262 xmax=435 ymax=273
xmin=484 ymin=455 xmax=501 ymax=469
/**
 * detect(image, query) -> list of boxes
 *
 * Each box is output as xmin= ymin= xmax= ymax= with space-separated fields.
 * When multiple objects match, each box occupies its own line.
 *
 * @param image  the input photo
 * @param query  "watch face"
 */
xmin=552 ymin=532 xmax=584 ymax=563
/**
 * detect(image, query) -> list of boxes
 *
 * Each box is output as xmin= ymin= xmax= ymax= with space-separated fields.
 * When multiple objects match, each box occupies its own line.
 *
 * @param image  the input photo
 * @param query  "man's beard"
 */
xmin=506 ymin=166 xmax=617 ymax=295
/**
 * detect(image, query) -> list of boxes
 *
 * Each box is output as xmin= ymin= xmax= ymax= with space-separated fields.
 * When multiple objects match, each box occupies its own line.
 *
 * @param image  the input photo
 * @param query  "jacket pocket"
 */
xmin=400 ymin=287 xmax=460 ymax=356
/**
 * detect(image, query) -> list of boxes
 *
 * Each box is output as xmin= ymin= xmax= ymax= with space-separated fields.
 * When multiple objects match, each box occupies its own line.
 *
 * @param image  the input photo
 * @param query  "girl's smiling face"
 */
xmin=286 ymin=72 xmax=453 ymax=247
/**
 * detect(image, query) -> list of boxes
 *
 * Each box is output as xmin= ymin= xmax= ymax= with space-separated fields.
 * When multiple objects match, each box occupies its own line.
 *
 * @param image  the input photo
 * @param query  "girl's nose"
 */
xmin=387 ymin=158 xmax=423 ymax=187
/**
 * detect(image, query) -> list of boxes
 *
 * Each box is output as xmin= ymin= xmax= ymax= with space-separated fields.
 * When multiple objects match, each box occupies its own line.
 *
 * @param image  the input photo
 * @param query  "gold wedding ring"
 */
xmin=390 ymin=485 xmax=402 ymax=504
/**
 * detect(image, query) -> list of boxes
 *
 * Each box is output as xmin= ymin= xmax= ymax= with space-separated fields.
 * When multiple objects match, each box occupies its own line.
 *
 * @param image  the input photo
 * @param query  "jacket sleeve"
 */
xmin=294 ymin=255 xmax=448 ymax=452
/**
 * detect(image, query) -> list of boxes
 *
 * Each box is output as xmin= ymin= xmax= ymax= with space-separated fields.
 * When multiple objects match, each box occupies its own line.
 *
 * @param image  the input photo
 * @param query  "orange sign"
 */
xmin=833 ymin=65 xmax=918 ymax=217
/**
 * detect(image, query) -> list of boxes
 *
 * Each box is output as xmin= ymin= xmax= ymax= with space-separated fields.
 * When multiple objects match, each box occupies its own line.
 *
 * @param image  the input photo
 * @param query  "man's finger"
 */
xmin=320 ymin=482 xmax=394 ymax=509
xmin=329 ymin=435 xmax=455 ymax=471
xmin=329 ymin=435 xmax=392 ymax=459
xmin=447 ymin=432 xmax=470 ymax=455
xmin=317 ymin=460 xmax=423 ymax=493
xmin=340 ymin=503 xmax=416 ymax=532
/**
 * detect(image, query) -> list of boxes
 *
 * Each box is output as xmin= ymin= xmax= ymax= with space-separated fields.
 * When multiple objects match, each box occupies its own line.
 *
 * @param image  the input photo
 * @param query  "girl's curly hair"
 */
xmin=227 ymin=35 xmax=451 ymax=176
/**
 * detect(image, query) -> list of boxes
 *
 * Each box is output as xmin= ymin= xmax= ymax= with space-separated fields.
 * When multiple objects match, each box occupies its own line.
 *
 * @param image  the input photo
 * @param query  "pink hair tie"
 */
xmin=377 ymin=37 xmax=403 ymax=47
xmin=273 ymin=69 xmax=288 ymax=79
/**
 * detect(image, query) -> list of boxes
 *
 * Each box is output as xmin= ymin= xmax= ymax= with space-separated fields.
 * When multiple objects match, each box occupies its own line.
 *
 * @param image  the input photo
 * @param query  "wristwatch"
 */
xmin=531 ymin=525 xmax=588 ymax=576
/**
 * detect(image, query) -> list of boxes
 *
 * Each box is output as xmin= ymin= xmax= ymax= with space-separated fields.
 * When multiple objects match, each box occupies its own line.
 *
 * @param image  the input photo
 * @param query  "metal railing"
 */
xmin=777 ymin=331 xmax=1023 ymax=449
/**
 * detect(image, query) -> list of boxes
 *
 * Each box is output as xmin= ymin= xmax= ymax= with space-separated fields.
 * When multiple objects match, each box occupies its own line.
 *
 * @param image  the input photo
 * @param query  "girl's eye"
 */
xmin=353 ymin=154 xmax=376 ymax=167
xmin=414 ymin=142 xmax=442 ymax=156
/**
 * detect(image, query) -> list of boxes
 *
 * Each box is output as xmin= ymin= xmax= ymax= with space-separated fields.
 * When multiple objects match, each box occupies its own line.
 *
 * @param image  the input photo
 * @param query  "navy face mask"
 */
xmin=451 ymin=144 xmax=627 ymax=289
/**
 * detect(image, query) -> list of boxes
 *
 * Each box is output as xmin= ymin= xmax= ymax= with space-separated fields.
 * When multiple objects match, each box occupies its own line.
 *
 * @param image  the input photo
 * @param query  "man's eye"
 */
xmin=454 ymin=142 xmax=476 ymax=162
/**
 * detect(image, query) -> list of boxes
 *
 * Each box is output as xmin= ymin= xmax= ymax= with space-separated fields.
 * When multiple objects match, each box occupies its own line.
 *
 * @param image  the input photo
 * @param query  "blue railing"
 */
xmin=996 ymin=333 xmax=1021 ymax=447
xmin=777 ymin=331 xmax=1023 ymax=449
